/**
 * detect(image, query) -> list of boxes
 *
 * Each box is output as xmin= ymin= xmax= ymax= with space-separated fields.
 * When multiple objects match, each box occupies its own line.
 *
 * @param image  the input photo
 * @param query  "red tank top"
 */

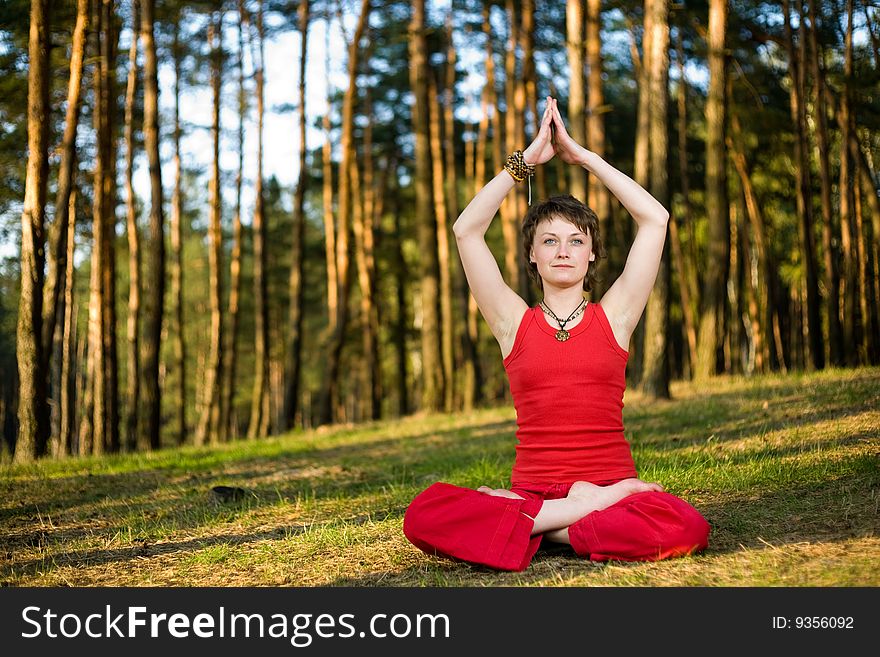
xmin=502 ymin=302 xmax=637 ymax=485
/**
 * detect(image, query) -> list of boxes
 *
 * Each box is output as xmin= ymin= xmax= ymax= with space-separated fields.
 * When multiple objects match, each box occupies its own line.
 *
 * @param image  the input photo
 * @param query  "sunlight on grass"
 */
xmin=1 ymin=367 xmax=878 ymax=587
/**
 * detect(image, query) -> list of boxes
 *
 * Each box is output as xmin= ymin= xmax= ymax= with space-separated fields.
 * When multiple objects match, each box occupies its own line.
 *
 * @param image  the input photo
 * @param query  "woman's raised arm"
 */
xmin=452 ymin=99 xmax=555 ymax=353
xmin=549 ymin=98 xmax=669 ymax=348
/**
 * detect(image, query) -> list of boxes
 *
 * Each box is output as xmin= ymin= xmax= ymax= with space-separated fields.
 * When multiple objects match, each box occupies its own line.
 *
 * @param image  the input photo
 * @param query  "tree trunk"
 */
xmin=169 ymin=13 xmax=186 ymax=445
xmin=840 ymin=0 xmax=858 ymax=367
xmin=42 ymin=0 xmax=88 ymax=392
xmin=58 ymin=187 xmax=76 ymax=456
xmin=695 ymin=0 xmax=729 ymax=379
xmin=103 ymin=0 xmax=121 ymax=454
xmin=853 ymin=135 xmax=880 ymax=363
xmin=672 ymin=27 xmax=698 ymax=375
xmin=140 ymin=0 xmax=166 ymax=450
xmin=322 ymin=26 xmax=338 ymax=336
xmin=566 ymin=0 xmax=587 ymax=202
xmin=482 ymin=4 xmax=504 ymax=183
xmin=409 ymin=0 xmax=443 ymax=413
xmin=522 ymin=0 xmax=544 ymax=207
xmin=124 ymin=0 xmax=141 ymax=451
xmin=224 ymin=0 xmax=248 ymax=441
xmin=428 ymin=74 xmax=455 ymax=413
xmin=248 ymin=1 xmax=270 ymax=440
xmin=447 ymin=19 xmax=479 ymax=412
xmin=629 ymin=1 xmax=653 ymax=386
xmin=319 ymin=0 xmax=371 ymax=425
xmin=361 ymin=89 xmax=383 ymax=419
xmin=389 ymin=167 xmax=411 ymax=416
xmin=853 ymin=146 xmax=873 ymax=363
xmin=15 ymin=0 xmax=51 ymax=462
xmin=586 ymin=0 xmax=610 ymax=299
xmin=350 ymin=123 xmax=381 ymax=420
xmin=862 ymin=0 xmax=880 ymax=68
xmin=728 ymin=138 xmax=763 ymax=371
xmin=59 ymin=190 xmax=78 ymax=455
xmin=284 ymin=0 xmax=309 ymax=430
xmin=500 ymin=0 xmax=522 ymax=295
xmin=640 ymin=0 xmax=671 ymax=398
xmin=783 ymin=0 xmax=824 ymax=370
xmin=197 ymin=9 xmax=224 ymax=445
xmin=806 ymin=1 xmax=842 ymax=366
xmin=738 ymin=186 xmax=760 ymax=374
xmin=90 ymin=0 xmax=108 ymax=456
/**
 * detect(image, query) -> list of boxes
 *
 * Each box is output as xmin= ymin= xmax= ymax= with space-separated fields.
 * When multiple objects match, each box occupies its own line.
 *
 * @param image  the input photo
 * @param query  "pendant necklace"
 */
xmin=539 ymin=298 xmax=587 ymax=342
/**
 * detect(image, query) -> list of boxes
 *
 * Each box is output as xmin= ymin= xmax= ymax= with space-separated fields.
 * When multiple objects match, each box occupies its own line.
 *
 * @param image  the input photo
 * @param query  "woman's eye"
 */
xmin=572 ymin=239 xmax=583 ymax=245
xmin=544 ymin=239 xmax=555 ymax=245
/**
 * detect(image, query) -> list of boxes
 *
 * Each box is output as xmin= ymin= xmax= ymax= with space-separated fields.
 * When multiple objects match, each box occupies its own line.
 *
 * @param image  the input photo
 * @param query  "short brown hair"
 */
xmin=521 ymin=194 xmax=606 ymax=292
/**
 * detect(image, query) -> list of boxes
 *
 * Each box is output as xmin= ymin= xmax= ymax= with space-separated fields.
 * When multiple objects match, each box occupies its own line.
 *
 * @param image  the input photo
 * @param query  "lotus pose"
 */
xmin=403 ymin=97 xmax=710 ymax=571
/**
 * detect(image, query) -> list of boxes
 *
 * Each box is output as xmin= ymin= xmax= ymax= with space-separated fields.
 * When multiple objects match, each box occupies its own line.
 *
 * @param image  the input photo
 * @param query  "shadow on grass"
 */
xmin=0 ymin=504 xmax=411 ymax=584
xmin=1 ymin=370 xmax=877 ymax=585
xmin=323 ymin=468 xmax=880 ymax=587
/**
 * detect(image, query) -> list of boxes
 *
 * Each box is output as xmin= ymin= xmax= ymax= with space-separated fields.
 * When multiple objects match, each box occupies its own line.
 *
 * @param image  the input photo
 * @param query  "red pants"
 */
xmin=403 ymin=480 xmax=710 ymax=572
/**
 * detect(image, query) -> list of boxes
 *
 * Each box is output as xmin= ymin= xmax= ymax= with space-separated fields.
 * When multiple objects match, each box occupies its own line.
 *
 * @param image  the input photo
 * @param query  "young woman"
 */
xmin=403 ymin=97 xmax=710 ymax=571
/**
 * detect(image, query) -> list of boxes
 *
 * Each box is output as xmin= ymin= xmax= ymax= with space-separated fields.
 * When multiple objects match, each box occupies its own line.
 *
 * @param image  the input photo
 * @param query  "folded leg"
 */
xmin=567 ymin=491 xmax=710 ymax=562
xmin=403 ymin=482 xmax=544 ymax=571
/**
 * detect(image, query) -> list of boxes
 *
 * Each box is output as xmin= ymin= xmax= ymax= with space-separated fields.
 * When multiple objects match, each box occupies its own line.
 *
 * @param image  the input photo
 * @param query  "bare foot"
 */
xmin=530 ymin=478 xmax=663 ymax=535
xmin=477 ymin=486 xmax=525 ymax=500
xmin=567 ymin=478 xmax=663 ymax=515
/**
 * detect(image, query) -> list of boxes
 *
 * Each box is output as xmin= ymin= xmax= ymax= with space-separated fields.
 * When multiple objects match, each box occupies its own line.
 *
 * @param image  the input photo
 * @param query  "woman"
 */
xmin=403 ymin=97 xmax=710 ymax=571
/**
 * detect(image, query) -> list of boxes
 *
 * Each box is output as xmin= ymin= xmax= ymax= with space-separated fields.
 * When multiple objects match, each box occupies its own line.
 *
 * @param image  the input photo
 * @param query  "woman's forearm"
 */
xmin=581 ymin=151 xmax=669 ymax=227
xmin=452 ymin=170 xmax=517 ymax=238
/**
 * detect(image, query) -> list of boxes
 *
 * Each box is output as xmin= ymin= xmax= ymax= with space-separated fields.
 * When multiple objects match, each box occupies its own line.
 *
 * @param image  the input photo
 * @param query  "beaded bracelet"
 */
xmin=504 ymin=150 xmax=535 ymax=182
xmin=504 ymin=150 xmax=536 ymax=205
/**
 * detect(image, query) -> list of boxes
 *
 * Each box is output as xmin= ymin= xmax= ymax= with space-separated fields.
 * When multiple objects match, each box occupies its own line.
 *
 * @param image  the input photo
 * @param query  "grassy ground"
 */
xmin=1 ymin=367 xmax=878 ymax=587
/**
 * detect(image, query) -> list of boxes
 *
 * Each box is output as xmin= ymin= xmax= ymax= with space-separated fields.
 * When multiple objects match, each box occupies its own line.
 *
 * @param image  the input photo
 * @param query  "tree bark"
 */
xmin=428 ymin=74 xmax=455 ymax=413
xmin=59 ymin=190 xmax=78 ymax=455
xmin=409 ymin=0 xmax=443 ymax=413
xmin=124 ymin=0 xmax=141 ymax=451
xmin=140 ymin=0 xmax=166 ymax=450
xmin=284 ymin=0 xmax=310 ymax=429
xmin=169 ymin=12 xmax=187 ymax=445
xmin=197 ymin=9 xmax=224 ymax=445
xmin=90 ymin=0 xmax=108 ymax=455
xmin=388 ymin=165 xmax=411 ymax=416
xmin=318 ymin=0 xmax=371 ymax=424
xmin=224 ymin=0 xmax=249 ymax=441
xmin=640 ymin=0 xmax=671 ymax=398
xmin=248 ymin=1 xmax=270 ymax=440
xmin=695 ymin=0 xmax=729 ymax=380
xmin=42 ymin=0 xmax=88 ymax=391
xmin=566 ymin=0 xmax=587 ymax=202
xmin=806 ymin=0 xmax=842 ymax=367
xmin=586 ymin=0 xmax=611 ymax=298
xmin=522 ymin=0 xmax=544 ymax=207
xmin=783 ymin=0 xmax=824 ymax=370
xmin=15 ymin=0 xmax=51 ymax=462
xmin=361 ymin=88 xmax=383 ymax=419
xmin=629 ymin=1 xmax=653 ymax=385
xmin=500 ymin=0 xmax=522 ymax=295
xmin=839 ymin=0 xmax=858 ymax=366
xmin=672 ymin=27 xmax=698 ymax=375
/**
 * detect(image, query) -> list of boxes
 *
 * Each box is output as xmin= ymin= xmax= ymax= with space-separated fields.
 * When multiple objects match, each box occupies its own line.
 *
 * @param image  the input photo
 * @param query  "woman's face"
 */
xmin=529 ymin=216 xmax=595 ymax=287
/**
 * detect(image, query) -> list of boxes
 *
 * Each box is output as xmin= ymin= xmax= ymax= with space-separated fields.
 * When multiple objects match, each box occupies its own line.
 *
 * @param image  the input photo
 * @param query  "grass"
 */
xmin=1 ymin=366 xmax=878 ymax=587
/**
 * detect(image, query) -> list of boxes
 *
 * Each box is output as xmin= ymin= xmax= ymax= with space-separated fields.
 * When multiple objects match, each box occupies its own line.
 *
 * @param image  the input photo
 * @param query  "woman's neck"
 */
xmin=539 ymin=289 xmax=587 ymax=316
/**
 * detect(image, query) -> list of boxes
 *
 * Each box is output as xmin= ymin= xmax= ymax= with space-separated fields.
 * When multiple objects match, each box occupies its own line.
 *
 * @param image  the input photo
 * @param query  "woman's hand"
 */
xmin=549 ymin=97 xmax=593 ymax=167
xmin=521 ymin=97 xmax=556 ymax=166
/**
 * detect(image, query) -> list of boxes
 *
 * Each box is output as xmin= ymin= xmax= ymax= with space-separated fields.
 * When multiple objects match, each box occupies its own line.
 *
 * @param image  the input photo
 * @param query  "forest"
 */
xmin=1 ymin=0 xmax=878 ymax=463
